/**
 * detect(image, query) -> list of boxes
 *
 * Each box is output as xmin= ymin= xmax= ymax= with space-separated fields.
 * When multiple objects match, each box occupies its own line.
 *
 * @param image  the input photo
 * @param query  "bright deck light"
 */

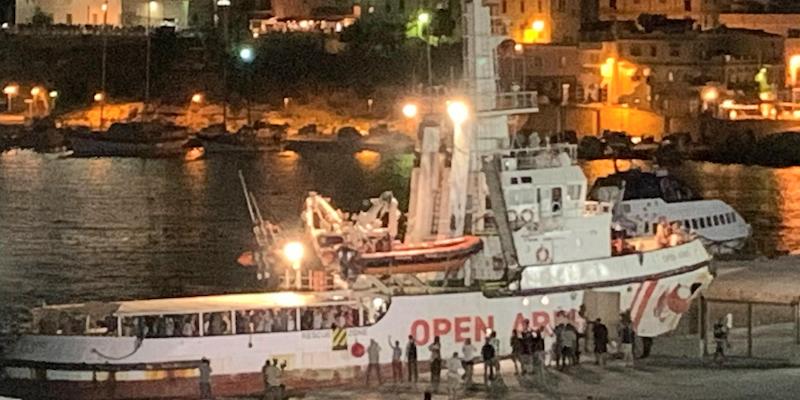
xmin=402 ymin=103 xmax=418 ymax=118
xmin=446 ymin=101 xmax=469 ymax=124
xmin=283 ymin=241 xmax=304 ymax=264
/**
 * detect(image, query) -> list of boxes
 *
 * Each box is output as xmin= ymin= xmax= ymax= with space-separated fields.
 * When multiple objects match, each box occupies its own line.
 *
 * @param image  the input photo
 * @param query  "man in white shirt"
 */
xmin=446 ymin=352 xmax=463 ymax=400
xmin=461 ymin=338 xmax=477 ymax=386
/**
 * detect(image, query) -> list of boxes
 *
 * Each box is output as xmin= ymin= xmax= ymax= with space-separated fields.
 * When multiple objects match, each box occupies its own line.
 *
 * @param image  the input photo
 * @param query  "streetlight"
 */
xmin=30 ymin=87 xmax=42 ymax=97
xmin=402 ymin=103 xmax=418 ymax=118
xmin=239 ymin=45 xmax=255 ymax=125
xmin=94 ymin=92 xmax=105 ymax=102
xmin=145 ymin=0 xmax=158 ymax=114
xmin=49 ymin=90 xmax=58 ymax=111
xmin=418 ymin=12 xmax=432 ymax=87
xmin=191 ymin=93 xmax=204 ymax=104
xmin=3 ymin=84 xmax=18 ymax=112
xmin=239 ymin=46 xmax=255 ymax=63
xmin=100 ymin=0 xmax=109 ymax=129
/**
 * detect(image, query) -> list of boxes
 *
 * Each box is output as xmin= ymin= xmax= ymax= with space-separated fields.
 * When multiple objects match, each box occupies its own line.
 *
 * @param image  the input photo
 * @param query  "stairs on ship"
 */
xmin=483 ymin=156 xmax=519 ymax=267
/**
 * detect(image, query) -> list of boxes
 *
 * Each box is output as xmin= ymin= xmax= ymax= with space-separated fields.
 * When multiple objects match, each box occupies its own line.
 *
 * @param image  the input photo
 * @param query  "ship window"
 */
xmin=117 ymin=315 xmax=190 ymax=338
xmin=725 ymin=213 xmax=732 ymax=223
xmin=236 ymin=308 xmax=299 ymax=334
xmin=521 ymin=176 xmax=532 ymax=184
xmin=699 ymin=218 xmax=706 ymax=228
xmin=567 ymin=184 xmax=581 ymax=201
xmin=511 ymin=177 xmax=519 ymax=184
xmin=713 ymin=215 xmax=719 ymax=226
xmin=300 ymin=304 xmax=362 ymax=330
xmin=644 ymin=221 xmax=649 ymax=233
xmin=731 ymin=213 xmax=737 ymax=222
xmin=692 ymin=219 xmax=698 ymax=230
xmin=552 ymin=187 xmax=562 ymax=213
xmin=706 ymin=216 xmax=712 ymax=226
xmin=203 ymin=312 xmax=234 ymax=336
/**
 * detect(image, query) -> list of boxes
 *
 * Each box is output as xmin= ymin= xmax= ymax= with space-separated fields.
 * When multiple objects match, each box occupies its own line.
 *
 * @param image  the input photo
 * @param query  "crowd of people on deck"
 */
xmin=612 ymin=216 xmax=689 ymax=255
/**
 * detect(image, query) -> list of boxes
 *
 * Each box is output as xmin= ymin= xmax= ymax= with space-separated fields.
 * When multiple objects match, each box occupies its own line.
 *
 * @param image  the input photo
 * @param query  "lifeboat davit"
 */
xmin=356 ymin=236 xmax=483 ymax=275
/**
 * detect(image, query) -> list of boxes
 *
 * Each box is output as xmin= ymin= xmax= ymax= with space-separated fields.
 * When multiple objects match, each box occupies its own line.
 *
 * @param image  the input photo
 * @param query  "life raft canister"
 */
xmin=536 ymin=246 xmax=550 ymax=262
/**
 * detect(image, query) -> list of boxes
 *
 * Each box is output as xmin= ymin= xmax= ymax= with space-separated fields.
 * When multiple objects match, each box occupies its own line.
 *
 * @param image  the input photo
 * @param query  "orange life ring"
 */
xmin=536 ymin=246 xmax=549 ymax=262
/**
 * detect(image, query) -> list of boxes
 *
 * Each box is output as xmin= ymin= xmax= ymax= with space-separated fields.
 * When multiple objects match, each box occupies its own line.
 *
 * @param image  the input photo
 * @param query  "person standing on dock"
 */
xmin=366 ymin=339 xmax=383 ymax=386
xmin=481 ymin=337 xmax=496 ymax=384
xmin=262 ymin=360 xmax=283 ymax=400
xmin=510 ymin=329 xmax=521 ymax=375
xmin=593 ymin=319 xmax=609 ymax=366
xmin=406 ymin=335 xmax=419 ymax=383
xmin=461 ymin=338 xmax=477 ymax=385
xmin=619 ymin=319 xmax=636 ymax=367
xmin=489 ymin=331 xmax=501 ymax=376
xmin=389 ymin=337 xmax=403 ymax=382
xmin=199 ymin=358 xmax=213 ymax=400
xmin=446 ymin=351 xmax=463 ymax=400
xmin=429 ymin=336 xmax=442 ymax=391
xmin=713 ymin=317 xmax=730 ymax=365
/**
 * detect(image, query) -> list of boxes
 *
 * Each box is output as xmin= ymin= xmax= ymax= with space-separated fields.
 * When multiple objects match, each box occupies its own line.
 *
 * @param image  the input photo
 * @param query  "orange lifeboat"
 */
xmin=354 ymin=236 xmax=483 ymax=275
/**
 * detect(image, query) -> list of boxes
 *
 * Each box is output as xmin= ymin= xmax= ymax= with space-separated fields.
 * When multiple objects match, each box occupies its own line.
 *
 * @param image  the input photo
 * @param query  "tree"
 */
xmin=31 ymin=7 xmax=53 ymax=27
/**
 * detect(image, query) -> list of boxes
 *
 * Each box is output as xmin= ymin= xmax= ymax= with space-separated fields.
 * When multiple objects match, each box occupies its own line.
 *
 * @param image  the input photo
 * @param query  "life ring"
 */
xmin=536 ymin=246 xmax=549 ymax=262
xmin=321 ymin=249 xmax=336 ymax=265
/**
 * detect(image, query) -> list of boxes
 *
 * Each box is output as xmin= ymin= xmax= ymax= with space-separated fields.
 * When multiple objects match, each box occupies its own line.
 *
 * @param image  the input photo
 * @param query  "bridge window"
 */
xmin=521 ymin=176 xmax=532 ymax=184
xmin=713 ymin=215 xmax=719 ymax=226
xmin=706 ymin=216 xmax=712 ymax=226
xmin=692 ymin=219 xmax=698 ymax=230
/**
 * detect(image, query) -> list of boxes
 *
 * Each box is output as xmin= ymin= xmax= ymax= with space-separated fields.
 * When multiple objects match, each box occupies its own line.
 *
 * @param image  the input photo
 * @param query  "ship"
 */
xmin=197 ymin=122 xmax=286 ymax=153
xmin=67 ymin=122 xmax=191 ymax=158
xmin=590 ymin=168 xmax=751 ymax=254
xmin=0 ymin=1 xmax=713 ymax=399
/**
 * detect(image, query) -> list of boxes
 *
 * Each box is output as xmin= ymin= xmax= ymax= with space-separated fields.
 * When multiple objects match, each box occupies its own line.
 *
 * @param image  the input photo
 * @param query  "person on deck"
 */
xmin=655 ymin=216 xmax=672 ymax=248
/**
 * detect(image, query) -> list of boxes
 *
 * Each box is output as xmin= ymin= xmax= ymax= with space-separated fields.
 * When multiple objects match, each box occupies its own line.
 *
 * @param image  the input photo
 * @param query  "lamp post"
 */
xmin=418 ymin=12 xmax=432 ymax=88
xmin=145 ymin=0 xmax=157 ymax=115
xmin=217 ymin=0 xmax=231 ymax=130
xmin=100 ymin=0 xmax=108 ymax=129
xmin=49 ymin=90 xmax=58 ymax=111
xmin=239 ymin=45 xmax=255 ymax=126
xmin=3 ymin=84 xmax=18 ymax=112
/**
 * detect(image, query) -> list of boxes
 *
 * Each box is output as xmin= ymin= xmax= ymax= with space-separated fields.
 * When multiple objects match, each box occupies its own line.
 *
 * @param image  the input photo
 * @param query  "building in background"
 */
xmin=15 ymin=0 xmax=190 ymax=28
xmin=493 ymin=0 xmax=581 ymax=44
xmin=596 ymin=0 xmax=721 ymax=29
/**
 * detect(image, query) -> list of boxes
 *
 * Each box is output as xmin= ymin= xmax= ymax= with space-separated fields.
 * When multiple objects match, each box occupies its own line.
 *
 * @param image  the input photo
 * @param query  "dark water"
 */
xmin=0 ymin=151 xmax=798 ymax=330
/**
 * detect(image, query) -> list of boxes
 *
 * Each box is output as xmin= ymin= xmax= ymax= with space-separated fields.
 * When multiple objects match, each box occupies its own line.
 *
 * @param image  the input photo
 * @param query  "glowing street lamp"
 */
xmin=94 ymin=92 xmax=105 ymax=102
xmin=447 ymin=100 xmax=469 ymax=125
xmin=30 ymin=86 xmax=42 ymax=97
xmin=418 ymin=12 xmax=432 ymax=87
xmin=239 ymin=46 xmax=255 ymax=63
xmin=532 ymin=20 xmax=544 ymax=33
xmin=402 ymin=103 xmax=418 ymax=118
xmin=3 ymin=84 xmax=18 ymax=112
xmin=191 ymin=93 xmax=204 ymax=104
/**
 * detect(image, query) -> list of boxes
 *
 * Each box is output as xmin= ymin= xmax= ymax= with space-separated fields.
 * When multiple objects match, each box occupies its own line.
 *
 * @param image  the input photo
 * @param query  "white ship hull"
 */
xmin=1 ymin=241 xmax=711 ymax=400
xmin=616 ymin=198 xmax=751 ymax=254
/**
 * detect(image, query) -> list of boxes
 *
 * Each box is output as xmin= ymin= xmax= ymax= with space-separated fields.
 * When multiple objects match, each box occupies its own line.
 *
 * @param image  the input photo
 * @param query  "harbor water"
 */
xmin=1 ymin=149 xmax=799 ymax=330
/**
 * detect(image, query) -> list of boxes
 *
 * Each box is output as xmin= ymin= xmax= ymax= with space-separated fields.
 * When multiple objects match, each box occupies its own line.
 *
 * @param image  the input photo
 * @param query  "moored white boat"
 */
xmin=590 ymin=169 xmax=751 ymax=254
xmin=67 ymin=122 xmax=190 ymax=158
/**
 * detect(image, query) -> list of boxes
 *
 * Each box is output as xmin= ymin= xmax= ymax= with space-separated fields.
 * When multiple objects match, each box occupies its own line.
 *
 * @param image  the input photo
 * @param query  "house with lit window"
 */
xmin=15 ymin=0 xmax=192 ymax=29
